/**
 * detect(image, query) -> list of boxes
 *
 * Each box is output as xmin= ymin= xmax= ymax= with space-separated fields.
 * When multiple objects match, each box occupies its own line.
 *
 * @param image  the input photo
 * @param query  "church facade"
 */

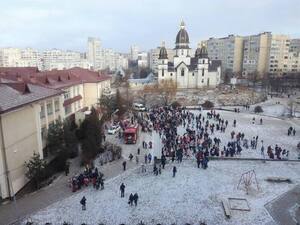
xmin=158 ymin=21 xmax=221 ymax=89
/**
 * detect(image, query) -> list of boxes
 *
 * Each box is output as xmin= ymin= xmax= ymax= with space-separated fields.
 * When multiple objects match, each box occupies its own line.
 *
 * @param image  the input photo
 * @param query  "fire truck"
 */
xmin=124 ymin=124 xmax=139 ymax=144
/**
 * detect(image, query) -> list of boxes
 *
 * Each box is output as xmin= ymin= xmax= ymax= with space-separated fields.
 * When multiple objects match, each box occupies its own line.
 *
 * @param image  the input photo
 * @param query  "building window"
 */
xmin=40 ymin=105 xmax=45 ymax=119
xmin=181 ymin=49 xmax=184 ymax=55
xmin=170 ymin=73 xmax=173 ymax=76
xmin=202 ymin=79 xmax=204 ymax=83
xmin=192 ymin=73 xmax=194 ymax=76
xmin=181 ymin=68 xmax=185 ymax=76
xmin=54 ymin=100 xmax=60 ymax=112
xmin=202 ymin=68 xmax=204 ymax=76
xmin=65 ymin=105 xmax=72 ymax=115
xmin=162 ymin=69 xmax=164 ymax=77
xmin=47 ymin=102 xmax=53 ymax=115
xmin=64 ymin=90 xmax=70 ymax=100
xmin=77 ymin=86 xmax=80 ymax=95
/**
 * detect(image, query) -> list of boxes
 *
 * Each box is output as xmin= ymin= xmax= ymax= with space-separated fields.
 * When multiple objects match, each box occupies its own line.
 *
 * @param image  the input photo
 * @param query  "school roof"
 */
xmin=0 ymin=80 xmax=63 ymax=114
xmin=0 ymin=67 xmax=112 ymax=90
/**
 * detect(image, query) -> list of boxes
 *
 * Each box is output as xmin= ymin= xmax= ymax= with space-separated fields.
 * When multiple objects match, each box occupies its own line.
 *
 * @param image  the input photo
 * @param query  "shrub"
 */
xmin=254 ymin=105 xmax=263 ymax=113
xmin=170 ymin=101 xmax=181 ymax=108
xmin=202 ymin=100 xmax=214 ymax=109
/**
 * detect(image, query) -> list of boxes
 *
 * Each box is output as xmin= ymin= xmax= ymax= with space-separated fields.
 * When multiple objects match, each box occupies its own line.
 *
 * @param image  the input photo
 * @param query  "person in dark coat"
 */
xmin=133 ymin=193 xmax=139 ymax=206
xmin=172 ymin=166 xmax=177 ymax=177
xmin=65 ymin=161 xmax=70 ymax=176
xmin=80 ymin=196 xmax=86 ymax=210
xmin=161 ymin=155 xmax=166 ymax=169
xmin=128 ymin=193 xmax=134 ymax=206
xmin=120 ymin=183 xmax=125 ymax=198
xmin=122 ymin=161 xmax=127 ymax=171
xmin=129 ymin=153 xmax=133 ymax=161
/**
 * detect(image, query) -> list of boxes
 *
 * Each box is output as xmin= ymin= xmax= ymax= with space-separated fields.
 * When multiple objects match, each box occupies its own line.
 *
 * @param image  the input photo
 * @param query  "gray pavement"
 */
xmin=265 ymin=185 xmax=300 ymax=225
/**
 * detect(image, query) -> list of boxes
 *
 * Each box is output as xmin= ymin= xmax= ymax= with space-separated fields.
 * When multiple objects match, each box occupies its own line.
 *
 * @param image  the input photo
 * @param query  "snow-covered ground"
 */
xmin=24 ymin=160 xmax=300 ymax=225
xmin=23 ymin=109 xmax=300 ymax=225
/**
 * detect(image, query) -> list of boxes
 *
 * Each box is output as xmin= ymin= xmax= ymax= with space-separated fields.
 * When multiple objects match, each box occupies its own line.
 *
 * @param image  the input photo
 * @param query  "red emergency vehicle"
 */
xmin=124 ymin=124 xmax=139 ymax=144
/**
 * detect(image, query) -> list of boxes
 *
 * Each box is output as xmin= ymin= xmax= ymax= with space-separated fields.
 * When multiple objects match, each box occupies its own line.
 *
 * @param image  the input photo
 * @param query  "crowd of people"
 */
xmin=69 ymin=166 xmax=104 ymax=192
xmin=70 ymin=104 xmax=297 ymax=214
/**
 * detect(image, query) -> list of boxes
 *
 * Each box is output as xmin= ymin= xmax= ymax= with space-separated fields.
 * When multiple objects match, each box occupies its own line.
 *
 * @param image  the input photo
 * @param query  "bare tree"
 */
xmin=142 ymin=80 xmax=177 ymax=106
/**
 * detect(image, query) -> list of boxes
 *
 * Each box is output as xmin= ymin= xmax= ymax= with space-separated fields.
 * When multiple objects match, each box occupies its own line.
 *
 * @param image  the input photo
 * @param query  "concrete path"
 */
xmin=265 ymin=185 xmax=300 ymax=225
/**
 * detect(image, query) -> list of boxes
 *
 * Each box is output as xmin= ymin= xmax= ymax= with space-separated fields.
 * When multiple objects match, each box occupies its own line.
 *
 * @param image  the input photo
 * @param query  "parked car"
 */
xmin=108 ymin=124 xmax=121 ymax=135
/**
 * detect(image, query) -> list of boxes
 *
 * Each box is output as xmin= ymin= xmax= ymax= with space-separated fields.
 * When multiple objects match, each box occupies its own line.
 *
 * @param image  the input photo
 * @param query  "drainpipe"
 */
xmin=0 ymin=114 xmax=12 ymax=198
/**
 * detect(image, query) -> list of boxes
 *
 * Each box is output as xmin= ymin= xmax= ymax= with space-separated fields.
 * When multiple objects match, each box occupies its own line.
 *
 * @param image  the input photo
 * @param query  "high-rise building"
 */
xmin=137 ymin=52 xmax=149 ymax=68
xmin=130 ymin=45 xmax=139 ymax=61
xmin=289 ymin=39 xmax=300 ymax=53
xmin=287 ymin=52 xmax=300 ymax=73
xmin=242 ymin=32 xmax=272 ymax=77
xmin=207 ymin=35 xmax=244 ymax=75
xmin=268 ymin=34 xmax=290 ymax=75
xmin=87 ymin=37 xmax=103 ymax=70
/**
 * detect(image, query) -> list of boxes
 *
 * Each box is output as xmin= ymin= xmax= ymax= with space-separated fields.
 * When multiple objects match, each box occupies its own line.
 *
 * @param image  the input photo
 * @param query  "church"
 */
xmin=158 ymin=21 xmax=221 ymax=89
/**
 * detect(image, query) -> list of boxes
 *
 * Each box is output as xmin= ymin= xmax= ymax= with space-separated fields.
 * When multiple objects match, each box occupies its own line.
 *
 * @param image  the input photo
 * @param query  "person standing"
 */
xmin=122 ymin=161 xmax=127 ymax=171
xmin=133 ymin=193 xmax=139 ymax=206
xmin=148 ymin=153 xmax=152 ymax=164
xmin=128 ymin=193 xmax=134 ymax=206
xmin=137 ymin=148 xmax=140 ymax=155
xmin=80 ymin=196 xmax=86 ymax=211
xmin=144 ymin=154 xmax=148 ymax=164
xmin=65 ymin=161 xmax=70 ymax=176
xmin=120 ymin=183 xmax=125 ymax=198
xmin=172 ymin=166 xmax=177 ymax=177
xmin=135 ymin=155 xmax=139 ymax=164
xmin=129 ymin=153 xmax=133 ymax=161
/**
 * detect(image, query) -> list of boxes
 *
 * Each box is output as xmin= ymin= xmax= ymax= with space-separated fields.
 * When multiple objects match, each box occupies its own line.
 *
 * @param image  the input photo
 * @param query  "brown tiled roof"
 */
xmin=0 ymin=67 xmax=111 ymax=90
xmin=0 ymin=81 xmax=63 ymax=114
xmin=0 ymin=67 xmax=39 ymax=76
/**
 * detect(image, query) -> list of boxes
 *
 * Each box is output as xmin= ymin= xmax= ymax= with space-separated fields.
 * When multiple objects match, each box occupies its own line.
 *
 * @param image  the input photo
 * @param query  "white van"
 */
xmin=133 ymin=103 xmax=146 ymax=111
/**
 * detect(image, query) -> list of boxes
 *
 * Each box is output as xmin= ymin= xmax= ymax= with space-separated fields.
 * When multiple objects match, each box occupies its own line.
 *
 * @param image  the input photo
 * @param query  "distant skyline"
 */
xmin=1 ymin=0 xmax=300 ymax=53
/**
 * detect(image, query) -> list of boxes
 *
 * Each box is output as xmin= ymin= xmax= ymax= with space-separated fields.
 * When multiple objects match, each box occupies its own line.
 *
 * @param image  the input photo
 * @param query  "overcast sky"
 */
xmin=1 ymin=0 xmax=299 ymax=53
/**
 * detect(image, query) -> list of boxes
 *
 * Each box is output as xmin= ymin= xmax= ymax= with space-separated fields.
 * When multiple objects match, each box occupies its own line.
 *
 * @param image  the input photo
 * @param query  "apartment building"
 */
xmin=130 ymin=45 xmax=139 ymax=61
xmin=0 ymin=79 xmax=63 ymax=199
xmin=0 ymin=48 xmax=43 ymax=70
xmin=137 ymin=52 xmax=149 ymax=68
xmin=42 ymin=49 xmax=91 ymax=71
xmin=87 ymin=37 xmax=128 ymax=71
xmin=287 ymin=52 xmax=300 ymax=73
xmin=268 ymin=34 xmax=290 ymax=75
xmin=290 ymin=39 xmax=300 ymax=53
xmin=87 ymin=37 xmax=103 ymax=70
xmin=242 ymin=32 xmax=272 ymax=77
xmin=207 ymin=35 xmax=244 ymax=75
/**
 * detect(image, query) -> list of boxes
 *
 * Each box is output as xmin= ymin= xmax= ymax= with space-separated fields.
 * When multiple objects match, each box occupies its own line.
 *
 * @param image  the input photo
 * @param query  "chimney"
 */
xmin=45 ymin=76 xmax=50 ymax=84
xmin=23 ymin=84 xmax=31 ymax=94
